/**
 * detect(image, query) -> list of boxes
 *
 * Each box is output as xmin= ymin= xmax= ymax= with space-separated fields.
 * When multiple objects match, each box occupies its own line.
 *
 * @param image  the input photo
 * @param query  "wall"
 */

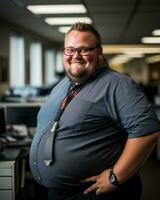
xmin=0 ymin=21 xmax=10 ymax=94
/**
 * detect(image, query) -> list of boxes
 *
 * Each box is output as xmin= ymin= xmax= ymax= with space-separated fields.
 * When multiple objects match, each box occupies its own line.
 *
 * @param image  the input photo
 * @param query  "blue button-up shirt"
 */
xmin=29 ymin=64 xmax=160 ymax=189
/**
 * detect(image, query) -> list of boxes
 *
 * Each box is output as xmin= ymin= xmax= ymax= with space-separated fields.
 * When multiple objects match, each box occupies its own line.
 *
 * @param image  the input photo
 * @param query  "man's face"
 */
xmin=63 ymin=30 xmax=103 ymax=83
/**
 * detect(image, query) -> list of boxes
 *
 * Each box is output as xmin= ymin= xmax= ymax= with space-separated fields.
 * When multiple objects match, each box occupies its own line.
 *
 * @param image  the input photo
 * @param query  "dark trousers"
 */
xmin=48 ymin=175 xmax=142 ymax=200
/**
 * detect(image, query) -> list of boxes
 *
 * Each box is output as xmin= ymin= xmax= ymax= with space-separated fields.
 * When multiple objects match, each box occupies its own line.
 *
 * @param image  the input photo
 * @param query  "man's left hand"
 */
xmin=81 ymin=169 xmax=115 ymax=196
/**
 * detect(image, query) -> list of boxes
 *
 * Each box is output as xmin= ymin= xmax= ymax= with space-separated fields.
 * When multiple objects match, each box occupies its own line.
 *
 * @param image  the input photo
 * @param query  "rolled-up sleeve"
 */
xmin=106 ymin=76 xmax=160 ymax=138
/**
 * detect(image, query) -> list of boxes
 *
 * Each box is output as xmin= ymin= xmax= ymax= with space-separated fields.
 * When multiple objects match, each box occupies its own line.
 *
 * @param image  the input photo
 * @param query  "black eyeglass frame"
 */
xmin=63 ymin=46 xmax=100 ymax=56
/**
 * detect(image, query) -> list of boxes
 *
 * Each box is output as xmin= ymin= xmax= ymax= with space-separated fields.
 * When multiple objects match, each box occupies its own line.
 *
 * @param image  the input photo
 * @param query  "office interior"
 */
xmin=0 ymin=0 xmax=160 ymax=200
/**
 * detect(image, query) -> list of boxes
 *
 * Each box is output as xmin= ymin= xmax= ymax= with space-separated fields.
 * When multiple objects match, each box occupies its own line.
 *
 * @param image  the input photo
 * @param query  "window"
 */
xmin=9 ymin=33 xmax=25 ymax=87
xmin=55 ymin=50 xmax=64 ymax=74
xmin=29 ymin=41 xmax=42 ymax=86
xmin=44 ymin=49 xmax=58 ymax=85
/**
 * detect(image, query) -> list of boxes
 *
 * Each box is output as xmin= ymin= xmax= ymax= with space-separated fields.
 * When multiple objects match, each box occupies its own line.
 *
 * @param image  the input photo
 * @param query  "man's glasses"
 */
xmin=63 ymin=46 xmax=99 ymax=56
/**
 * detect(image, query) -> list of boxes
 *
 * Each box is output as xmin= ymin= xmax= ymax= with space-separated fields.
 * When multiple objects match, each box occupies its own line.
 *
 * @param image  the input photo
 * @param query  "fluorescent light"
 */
xmin=27 ymin=4 xmax=87 ymax=14
xmin=141 ymin=37 xmax=160 ymax=44
xmin=152 ymin=29 xmax=160 ymax=36
xmin=58 ymin=26 xmax=71 ymax=33
xmin=124 ymin=53 xmax=144 ymax=58
xmin=102 ymin=45 xmax=160 ymax=54
xmin=45 ymin=17 xmax=92 ymax=25
xmin=146 ymin=55 xmax=160 ymax=63
xmin=109 ymin=55 xmax=131 ymax=65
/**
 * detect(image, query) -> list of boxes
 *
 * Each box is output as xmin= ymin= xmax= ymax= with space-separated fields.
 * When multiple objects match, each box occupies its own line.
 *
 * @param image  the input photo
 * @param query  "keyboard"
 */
xmin=6 ymin=137 xmax=32 ymax=147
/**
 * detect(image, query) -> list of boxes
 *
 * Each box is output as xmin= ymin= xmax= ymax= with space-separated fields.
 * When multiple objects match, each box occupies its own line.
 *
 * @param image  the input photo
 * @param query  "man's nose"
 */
xmin=73 ymin=50 xmax=82 ymax=58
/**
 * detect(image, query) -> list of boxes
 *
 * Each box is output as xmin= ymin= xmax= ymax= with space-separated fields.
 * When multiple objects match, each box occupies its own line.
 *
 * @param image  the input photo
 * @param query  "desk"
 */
xmin=0 ymin=148 xmax=22 ymax=200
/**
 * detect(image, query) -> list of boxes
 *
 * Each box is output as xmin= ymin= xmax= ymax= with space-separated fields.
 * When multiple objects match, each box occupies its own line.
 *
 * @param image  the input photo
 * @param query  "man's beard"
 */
xmin=66 ymin=67 xmax=89 ymax=83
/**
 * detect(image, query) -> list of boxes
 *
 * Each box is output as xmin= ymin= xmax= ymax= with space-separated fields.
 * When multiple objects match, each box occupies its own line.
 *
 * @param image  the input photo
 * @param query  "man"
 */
xmin=30 ymin=22 xmax=160 ymax=200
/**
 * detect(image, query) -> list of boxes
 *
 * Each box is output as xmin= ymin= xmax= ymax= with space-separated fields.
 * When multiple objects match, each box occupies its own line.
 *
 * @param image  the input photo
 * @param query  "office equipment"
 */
xmin=11 ymin=86 xmax=38 ymax=97
xmin=0 ymin=103 xmax=40 ymax=149
xmin=0 ymin=104 xmax=39 ymax=151
xmin=0 ymin=107 xmax=20 ymax=137
xmin=6 ymin=104 xmax=40 ymax=127
xmin=6 ymin=136 xmax=17 ymax=142
xmin=6 ymin=136 xmax=32 ymax=148
xmin=0 ymin=148 xmax=22 ymax=200
xmin=0 ymin=107 xmax=6 ymax=134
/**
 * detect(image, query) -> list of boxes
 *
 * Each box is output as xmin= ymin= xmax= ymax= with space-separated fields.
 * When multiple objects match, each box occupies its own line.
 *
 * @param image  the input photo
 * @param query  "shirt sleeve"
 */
xmin=106 ymin=75 xmax=160 ymax=138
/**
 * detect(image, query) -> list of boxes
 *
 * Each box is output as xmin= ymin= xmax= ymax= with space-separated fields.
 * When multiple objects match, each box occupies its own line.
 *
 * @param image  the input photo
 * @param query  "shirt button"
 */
xmin=33 ymin=161 xmax=37 ymax=165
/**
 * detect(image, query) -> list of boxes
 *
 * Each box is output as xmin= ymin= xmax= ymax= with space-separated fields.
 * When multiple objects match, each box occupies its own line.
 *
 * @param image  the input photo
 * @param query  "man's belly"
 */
xmin=36 ymin=129 xmax=125 ymax=189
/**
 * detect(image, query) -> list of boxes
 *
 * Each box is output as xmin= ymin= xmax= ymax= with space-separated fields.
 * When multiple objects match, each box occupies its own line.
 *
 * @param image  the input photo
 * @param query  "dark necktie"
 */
xmin=44 ymin=84 xmax=84 ymax=166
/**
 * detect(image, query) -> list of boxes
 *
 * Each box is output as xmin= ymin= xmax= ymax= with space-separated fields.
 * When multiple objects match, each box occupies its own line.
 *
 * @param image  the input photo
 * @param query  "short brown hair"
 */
xmin=65 ymin=22 xmax=102 ymax=46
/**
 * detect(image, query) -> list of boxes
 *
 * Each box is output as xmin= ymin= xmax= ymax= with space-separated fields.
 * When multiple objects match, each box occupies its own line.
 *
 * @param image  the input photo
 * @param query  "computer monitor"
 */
xmin=11 ymin=86 xmax=38 ymax=97
xmin=0 ymin=107 xmax=6 ymax=134
xmin=6 ymin=104 xmax=40 ymax=127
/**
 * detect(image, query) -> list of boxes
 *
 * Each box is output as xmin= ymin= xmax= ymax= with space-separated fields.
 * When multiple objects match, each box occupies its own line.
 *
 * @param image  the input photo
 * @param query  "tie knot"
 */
xmin=60 ymin=88 xmax=78 ymax=110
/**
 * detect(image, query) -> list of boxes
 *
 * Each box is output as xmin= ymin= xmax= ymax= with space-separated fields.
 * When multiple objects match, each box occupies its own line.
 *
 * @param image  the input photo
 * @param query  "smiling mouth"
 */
xmin=72 ymin=61 xmax=84 ymax=64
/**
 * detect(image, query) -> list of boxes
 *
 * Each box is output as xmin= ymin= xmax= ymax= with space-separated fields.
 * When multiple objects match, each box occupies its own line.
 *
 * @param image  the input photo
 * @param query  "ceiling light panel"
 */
xmin=58 ymin=26 xmax=71 ymax=33
xmin=102 ymin=45 xmax=160 ymax=54
xmin=109 ymin=55 xmax=131 ymax=65
xmin=45 ymin=17 xmax=92 ymax=25
xmin=146 ymin=55 xmax=160 ymax=63
xmin=141 ymin=37 xmax=160 ymax=44
xmin=27 ymin=4 xmax=87 ymax=14
xmin=152 ymin=29 xmax=160 ymax=36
